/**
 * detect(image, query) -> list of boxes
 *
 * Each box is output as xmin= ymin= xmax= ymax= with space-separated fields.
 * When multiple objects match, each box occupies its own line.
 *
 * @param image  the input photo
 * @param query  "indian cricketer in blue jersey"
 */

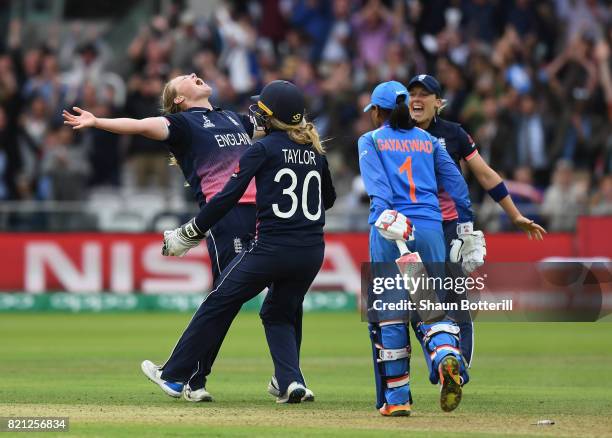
xmin=407 ymin=74 xmax=546 ymax=367
xmin=358 ymin=81 xmax=486 ymax=416
xmin=142 ymin=80 xmax=336 ymax=404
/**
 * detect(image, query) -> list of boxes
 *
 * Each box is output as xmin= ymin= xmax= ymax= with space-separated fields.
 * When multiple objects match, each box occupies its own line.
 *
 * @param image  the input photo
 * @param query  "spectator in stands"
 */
xmin=590 ymin=175 xmax=612 ymax=216
xmin=542 ymin=160 xmax=588 ymax=231
xmin=321 ymin=0 xmax=353 ymax=64
xmin=351 ymin=0 xmax=395 ymax=68
xmin=216 ymin=6 xmax=257 ymax=99
xmin=22 ymin=53 xmax=60 ymax=106
xmin=291 ymin=0 xmax=333 ymax=62
xmin=124 ymin=74 xmax=169 ymax=189
xmin=83 ymin=98 xmax=121 ymax=188
xmin=170 ymin=12 xmax=202 ymax=72
xmin=40 ymin=126 xmax=90 ymax=201
xmin=0 ymin=108 xmax=12 ymax=199
xmin=504 ymin=166 xmax=544 ymax=229
xmin=515 ymin=92 xmax=548 ymax=182
xmin=0 ymin=53 xmax=20 ymax=200
xmin=1 ymin=1 xmax=610 ymax=232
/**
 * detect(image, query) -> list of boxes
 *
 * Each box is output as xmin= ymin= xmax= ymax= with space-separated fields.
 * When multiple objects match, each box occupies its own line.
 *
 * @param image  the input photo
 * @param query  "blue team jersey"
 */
xmin=194 ymin=130 xmax=336 ymax=246
xmin=163 ymin=107 xmax=256 ymax=206
xmin=358 ymin=124 xmax=473 ymax=227
xmin=424 ymin=116 xmax=478 ymax=222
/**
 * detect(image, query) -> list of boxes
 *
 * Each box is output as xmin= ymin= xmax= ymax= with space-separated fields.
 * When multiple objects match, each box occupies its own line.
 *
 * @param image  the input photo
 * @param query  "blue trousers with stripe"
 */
xmin=161 ymin=241 xmax=324 ymax=393
xmin=368 ymin=219 xmax=447 ymax=408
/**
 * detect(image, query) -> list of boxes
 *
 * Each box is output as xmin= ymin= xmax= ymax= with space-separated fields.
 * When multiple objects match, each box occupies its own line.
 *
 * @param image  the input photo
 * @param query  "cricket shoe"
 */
xmin=379 ymin=403 xmax=411 ymax=417
xmin=439 ymin=355 xmax=462 ymax=412
xmin=276 ymin=381 xmax=306 ymax=404
xmin=268 ymin=376 xmax=314 ymax=402
xmin=183 ymin=385 xmax=213 ymax=402
xmin=140 ymin=360 xmax=183 ymax=398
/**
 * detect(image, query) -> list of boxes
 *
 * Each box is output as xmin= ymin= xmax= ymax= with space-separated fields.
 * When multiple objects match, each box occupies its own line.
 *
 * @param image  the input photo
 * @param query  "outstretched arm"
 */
xmin=62 ymin=106 xmax=169 ymax=141
xmin=467 ymin=153 xmax=546 ymax=240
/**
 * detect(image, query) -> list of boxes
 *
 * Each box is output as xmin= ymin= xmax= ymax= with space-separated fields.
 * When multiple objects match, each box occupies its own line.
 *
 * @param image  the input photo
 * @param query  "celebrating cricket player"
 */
xmin=142 ymin=80 xmax=336 ymax=403
xmin=407 ymin=74 xmax=546 ymax=366
xmin=359 ymin=81 xmax=485 ymax=416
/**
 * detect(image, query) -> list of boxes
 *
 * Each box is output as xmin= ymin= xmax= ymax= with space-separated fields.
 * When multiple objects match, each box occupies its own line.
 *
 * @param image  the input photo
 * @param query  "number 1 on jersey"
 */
xmin=399 ymin=156 xmax=417 ymax=202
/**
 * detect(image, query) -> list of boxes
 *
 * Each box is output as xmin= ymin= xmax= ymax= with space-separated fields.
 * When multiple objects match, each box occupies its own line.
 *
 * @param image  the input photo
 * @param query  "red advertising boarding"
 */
xmin=0 ymin=233 xmax=367 ymax=293
xmin=0 ymin=217 xmax=610 ymax=293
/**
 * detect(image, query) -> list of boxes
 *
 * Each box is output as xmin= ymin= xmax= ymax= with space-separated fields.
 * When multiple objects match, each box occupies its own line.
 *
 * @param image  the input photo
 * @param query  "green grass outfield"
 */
xmin=1 ymin=313 xmax=611 ymax=437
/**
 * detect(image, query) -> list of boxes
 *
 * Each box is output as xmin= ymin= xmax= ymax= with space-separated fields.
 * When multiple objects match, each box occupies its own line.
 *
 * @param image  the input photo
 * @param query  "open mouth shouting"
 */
xmin=411 ymin=102 xmax=425 ymax=118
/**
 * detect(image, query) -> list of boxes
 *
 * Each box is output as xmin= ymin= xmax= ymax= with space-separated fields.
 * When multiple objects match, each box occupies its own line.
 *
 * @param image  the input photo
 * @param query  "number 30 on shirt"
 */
xmin=273 ymin=168 xmax=321 ymax=220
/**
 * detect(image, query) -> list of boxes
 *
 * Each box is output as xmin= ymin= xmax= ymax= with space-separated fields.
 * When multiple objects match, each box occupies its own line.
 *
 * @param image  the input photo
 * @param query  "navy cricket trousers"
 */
xmin=178 ymin=203 xmax=255 ymax=387
xmin=206 ymin=204 xmax=256 ymax=284
xmin=161 ymin=241 xmax=325 ymax=393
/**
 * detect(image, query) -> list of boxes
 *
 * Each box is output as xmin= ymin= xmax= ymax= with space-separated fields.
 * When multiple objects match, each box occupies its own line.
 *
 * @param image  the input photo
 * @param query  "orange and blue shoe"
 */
xmin=379 ymin=403 xmax=411 ymax=417
xmin=439 ymin=355 xmax=462 ymax=412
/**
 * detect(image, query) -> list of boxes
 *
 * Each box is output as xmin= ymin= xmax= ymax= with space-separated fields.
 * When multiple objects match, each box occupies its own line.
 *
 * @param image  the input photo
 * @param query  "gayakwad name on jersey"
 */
xmin=214 ymin=132 xmax=252 ymax=148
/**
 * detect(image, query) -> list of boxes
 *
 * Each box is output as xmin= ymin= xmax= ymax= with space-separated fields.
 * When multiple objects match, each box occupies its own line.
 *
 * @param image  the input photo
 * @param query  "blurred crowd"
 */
xmin=0 ymin=0 xmax=611 ymax=232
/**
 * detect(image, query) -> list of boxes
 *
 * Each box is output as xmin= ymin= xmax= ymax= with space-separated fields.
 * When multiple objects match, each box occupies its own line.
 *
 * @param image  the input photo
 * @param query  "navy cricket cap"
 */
xmin=363 ymin=81 xmax=409 ymax=112
xmin=407 ymin=74 xmax=442 ymax=96
xmin=251 ymin=80 xmax=305 ymax=125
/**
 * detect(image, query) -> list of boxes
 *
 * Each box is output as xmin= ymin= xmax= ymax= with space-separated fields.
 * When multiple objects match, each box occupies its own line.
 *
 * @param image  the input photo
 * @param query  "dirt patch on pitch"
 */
xmin=2 ymin=403 xmax=611 ymax=437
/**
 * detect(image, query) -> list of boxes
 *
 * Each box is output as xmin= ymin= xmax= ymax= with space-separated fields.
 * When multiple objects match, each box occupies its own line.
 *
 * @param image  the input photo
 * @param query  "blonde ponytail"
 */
xmin=269 ymin=117 xmax=325 ymax=155
xmin=437 ymin=98 xmax=448 ymax=115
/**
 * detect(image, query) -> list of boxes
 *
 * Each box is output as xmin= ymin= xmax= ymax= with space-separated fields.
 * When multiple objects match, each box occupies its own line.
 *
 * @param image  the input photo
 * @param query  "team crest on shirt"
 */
xmin=202 ymin=115 xmax=215 ymax=128
xmin=438 ymin=137 xmax=446 ymax=148
xmin=226 ymin=114 xmax=241 ymax=127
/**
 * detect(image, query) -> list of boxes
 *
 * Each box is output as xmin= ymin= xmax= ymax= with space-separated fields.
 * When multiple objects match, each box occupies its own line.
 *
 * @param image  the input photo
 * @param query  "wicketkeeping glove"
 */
xmin=375 ymin=209 xmax=415 ymax=242
xmin=449 ymin=222 xmax=486 ymax=274
xmin=162 ymin=218 xmax=208 ymax=257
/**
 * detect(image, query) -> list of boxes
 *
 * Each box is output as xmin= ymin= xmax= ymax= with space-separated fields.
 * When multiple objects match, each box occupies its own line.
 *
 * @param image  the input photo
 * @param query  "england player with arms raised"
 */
xmin=145 ymin=80 xmax=336 ymax=404
xmin=63 ymin=73 xmax=259 ymax=283
xmin=63 ymin=73 xmax=262 ymax=394
xmin=359 ymin=81 xmax=485 ymax=416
